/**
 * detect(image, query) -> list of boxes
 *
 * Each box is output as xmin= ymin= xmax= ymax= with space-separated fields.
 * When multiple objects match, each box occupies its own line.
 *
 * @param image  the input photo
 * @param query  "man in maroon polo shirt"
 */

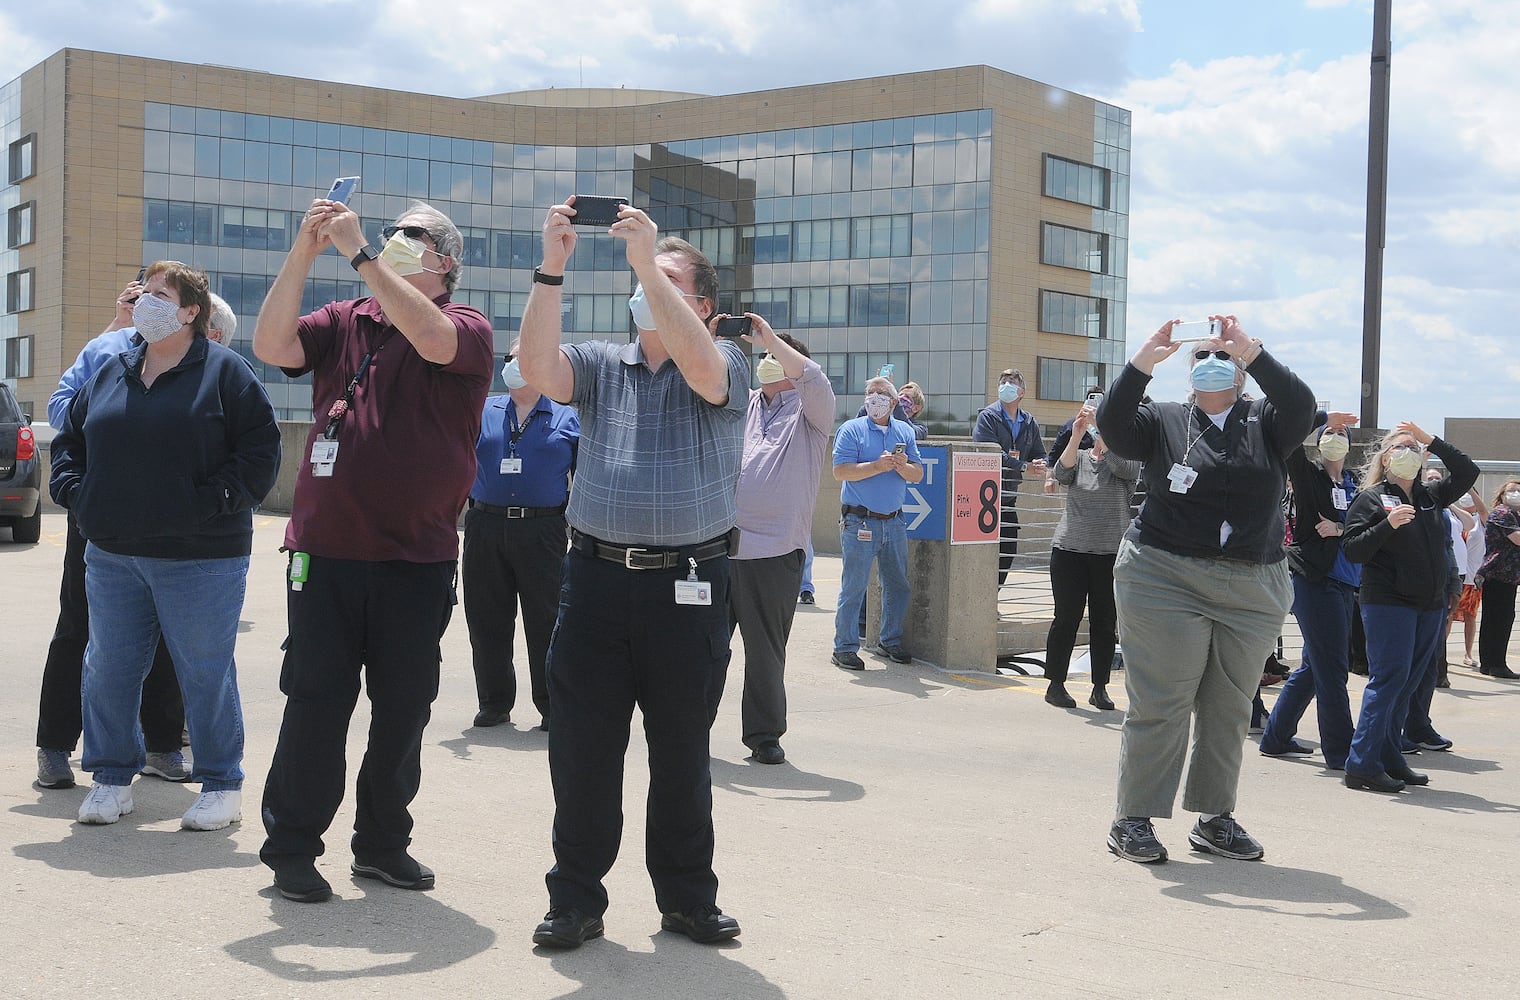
xmin=253 ymin=198 xmax=493 ymax=903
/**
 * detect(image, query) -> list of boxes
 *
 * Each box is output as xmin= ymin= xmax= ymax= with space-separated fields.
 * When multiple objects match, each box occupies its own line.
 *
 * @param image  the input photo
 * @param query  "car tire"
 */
xmin=12 ymin=501 xmax=40 ymax=543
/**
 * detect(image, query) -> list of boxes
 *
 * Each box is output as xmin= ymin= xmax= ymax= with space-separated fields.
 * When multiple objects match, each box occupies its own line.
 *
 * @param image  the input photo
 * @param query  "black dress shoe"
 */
xmin=1088 ymin=686 xmax=1115 ymax=711
xmin=1045 ymin=682 xmax=1076 ymax=708
xmin=752 ymin=741 xmax=785 ymax=765
xmin=661 ymin=903 xmax=740 ymax=944
xmin=1387 ymin=765 xmax=1430 ymax=786
xmin=351 ymin=850 xmax=435 ymax=890
xmin=1344 ymin=771 xmax=1405 ymax=793
xmin=1488 ymin=666 xmax=1520 ymax=680
xmin=473 ymin=708 xmax=510 ymax=727
xmin=273 ymin=856 xmax=333 ymax=903
xmin=533 ymin=907 xmax=605 ymax=949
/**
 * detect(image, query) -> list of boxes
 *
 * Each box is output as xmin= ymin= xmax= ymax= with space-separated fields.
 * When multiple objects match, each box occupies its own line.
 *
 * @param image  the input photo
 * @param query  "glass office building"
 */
xmin=2 ymin=51 xmax=1129 ymax=435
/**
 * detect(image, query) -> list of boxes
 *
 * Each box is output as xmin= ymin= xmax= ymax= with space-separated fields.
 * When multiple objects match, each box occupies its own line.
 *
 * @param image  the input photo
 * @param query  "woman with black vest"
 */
xmin=1096 ymin=316 xmax=1315 ymax=865
xmin=1340 ymin=423 xmax=1478 ymax=792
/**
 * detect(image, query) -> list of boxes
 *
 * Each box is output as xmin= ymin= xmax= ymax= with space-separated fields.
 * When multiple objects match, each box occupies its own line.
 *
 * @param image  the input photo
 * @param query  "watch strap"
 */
xmin=350 ymin=245 xmax=379 ymax=270
xmin=532 ymin=267 xmax=564 ymax=286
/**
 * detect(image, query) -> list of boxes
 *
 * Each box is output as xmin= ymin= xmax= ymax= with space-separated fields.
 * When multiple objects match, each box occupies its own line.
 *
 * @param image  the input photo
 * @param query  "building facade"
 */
xmin=1 ymin=50 xmax=1129 ymax=432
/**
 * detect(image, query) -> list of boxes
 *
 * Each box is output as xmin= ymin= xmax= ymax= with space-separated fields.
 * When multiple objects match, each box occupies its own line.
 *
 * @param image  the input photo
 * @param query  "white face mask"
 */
xmin=628 ymin=283 xmax=655 ymax=330
xmin=132 ymin=293 xmax=186 ymax=343
xmin=1505 ymin=491 xmax=1520 ymax=509
xmin=864 ymin=392 xmax=894 ymax=421
xmin=379 ymin=232 xmax=444 ymax=277
xmin=501 ymin=358 xmax=527 ymax=389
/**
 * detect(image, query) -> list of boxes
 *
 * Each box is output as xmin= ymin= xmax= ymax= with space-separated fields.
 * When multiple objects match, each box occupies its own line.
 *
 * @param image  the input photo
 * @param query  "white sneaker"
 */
xmin=78 ymin=782 xmax=134 ymax=824
xmin=181 ymin=789 xmax=242 ymax=831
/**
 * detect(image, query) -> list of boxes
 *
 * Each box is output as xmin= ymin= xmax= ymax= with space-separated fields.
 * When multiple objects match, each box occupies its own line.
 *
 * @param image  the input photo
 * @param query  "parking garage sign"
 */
xmin=950 ymin=452 xmax=1001 ymax=544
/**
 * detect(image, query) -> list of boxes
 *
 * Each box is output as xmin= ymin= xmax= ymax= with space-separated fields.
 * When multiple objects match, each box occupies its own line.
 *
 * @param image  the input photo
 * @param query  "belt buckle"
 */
xmin=623 ymin=546 xmax=649 ymax=570
xmin=507 ymin=507 xmax=526 ymax=518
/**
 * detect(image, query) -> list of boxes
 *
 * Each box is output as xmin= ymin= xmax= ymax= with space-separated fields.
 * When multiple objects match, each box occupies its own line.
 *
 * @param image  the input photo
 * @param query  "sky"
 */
xmin=1 ymin=0 xmax=1514 ymax=434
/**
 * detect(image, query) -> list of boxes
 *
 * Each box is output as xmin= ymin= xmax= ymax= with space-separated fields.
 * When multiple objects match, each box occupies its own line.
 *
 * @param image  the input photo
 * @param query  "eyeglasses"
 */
xmin=1390 ymin=444 xmax=1424 ymax=454
xmin=382 ymin=225 xmax=434 ymax=242
xmin=1194 ymin=350 xmax=1231 ymax=361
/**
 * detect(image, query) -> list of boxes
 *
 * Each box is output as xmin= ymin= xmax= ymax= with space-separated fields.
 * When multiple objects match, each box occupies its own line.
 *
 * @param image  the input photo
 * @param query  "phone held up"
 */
xmin=714 ymin=316 xmax=752 ymax=338
xmin=325 ymin=176 xmax=360 ymax=204
xmin=571 ymin=195 xmax=630 ymax=227
xmin=1171 ymin=318 xmax=1221 ymax=343
xmin=127 ymin=266 xmax=147 ymax=304
xmin=892 ymin=443 xmax=907 ymax=455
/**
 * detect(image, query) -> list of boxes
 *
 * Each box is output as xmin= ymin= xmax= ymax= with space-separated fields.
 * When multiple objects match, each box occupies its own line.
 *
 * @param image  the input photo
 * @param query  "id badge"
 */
xmin=1331 ymin=487 xmax=1348 ymax=510
xmin=1167 ymin=462 xmax=1198 ymax=494
xmin=310 ymin=440 xmax=339 ymax=465
xmin=313 ymin=463 xmax=335 ymax=478
xmin=674 ymin=580 xmax=713 ymax=606
xmin=1380 ymin=493 xmax=1399 ymax=511
xmin=856 ymin=525 xmax=873 ymax=542
xmin=500 ymin=457 xmax=523 ymax=475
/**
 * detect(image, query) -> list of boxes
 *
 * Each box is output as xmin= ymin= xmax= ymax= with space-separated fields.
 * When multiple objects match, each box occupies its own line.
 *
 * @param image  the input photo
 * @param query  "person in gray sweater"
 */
xmin=1043 ymin=399 xmax=1141 ymax=710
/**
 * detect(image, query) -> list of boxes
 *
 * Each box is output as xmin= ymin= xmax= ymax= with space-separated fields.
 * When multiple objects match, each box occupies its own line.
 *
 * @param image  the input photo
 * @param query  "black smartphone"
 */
xmin=127 ymin=266 xmax=147 ymax=304
xmin=571 ymin=195 xmax=629 ymax=227
xmin=714 ymin=316 xmax=752 ymax=338
xmin=892 ymin=443 xmax=907 ymax=455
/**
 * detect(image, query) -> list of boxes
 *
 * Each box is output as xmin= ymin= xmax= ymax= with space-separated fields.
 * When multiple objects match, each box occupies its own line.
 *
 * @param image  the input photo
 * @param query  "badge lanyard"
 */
xmin=323 ymin=330 xmax=394 ymax=441
xmin=500 ymin=404 xmax=540 ymax=475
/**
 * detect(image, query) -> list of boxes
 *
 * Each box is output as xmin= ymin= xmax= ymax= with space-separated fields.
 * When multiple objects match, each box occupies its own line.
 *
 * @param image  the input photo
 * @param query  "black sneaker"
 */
xmin=273 ymin=856 xmax=333 ymax=903
xmin=832 ymin=650 xmax=865 ymax=670
xmin=1259 ymin=738 xmax=1313 ymax=758
xmin=351 ymin=849 xmax=435 ymax=890
xmin=661 ymin=903 xmax=741 ymax=944
xmin=1414 ymin=736 xmax=1453 ymax=752
xmin=1187 ymin=814 xmax=1265 ymax=861
xmin=533 ymin=906 xmax=605 ymax=949
xmin=1107 ymin=817 xmax=1167 ymax=864
xmin=875 ymin=643 xmax=912 ymax=664
xmin=798 ymin=591 xmax=815 ymax=605
xmin=751 ymin=741 xmax=785 ymax=765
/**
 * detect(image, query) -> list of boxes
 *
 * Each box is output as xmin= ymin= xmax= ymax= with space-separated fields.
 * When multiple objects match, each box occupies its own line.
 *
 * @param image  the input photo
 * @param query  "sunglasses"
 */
xmin=382 ymin=225 xmax=434 ymax=242
xmin=1193 ymin=350 xmax=1231 ymax=361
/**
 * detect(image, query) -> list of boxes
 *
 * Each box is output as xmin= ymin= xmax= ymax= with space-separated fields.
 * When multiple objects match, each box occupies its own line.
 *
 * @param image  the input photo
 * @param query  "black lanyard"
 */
xmin=324 ymin=330 xmax=394 ymax=440
xmin=507 ymin=405 xmax=541 ymax=456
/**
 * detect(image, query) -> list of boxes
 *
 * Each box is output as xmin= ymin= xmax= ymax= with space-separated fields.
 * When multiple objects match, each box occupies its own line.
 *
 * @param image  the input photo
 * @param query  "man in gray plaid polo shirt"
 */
xmin=519 ymin=197 xmax=749 ymax=950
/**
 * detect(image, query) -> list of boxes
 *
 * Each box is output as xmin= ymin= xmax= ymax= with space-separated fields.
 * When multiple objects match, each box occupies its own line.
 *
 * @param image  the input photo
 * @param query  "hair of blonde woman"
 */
xmin=1491 ymin=479 xmax=1520 ymax=509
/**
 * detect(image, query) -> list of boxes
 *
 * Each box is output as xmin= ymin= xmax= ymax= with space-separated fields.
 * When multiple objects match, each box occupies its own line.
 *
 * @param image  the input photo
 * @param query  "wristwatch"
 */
xmin=532 ymin=267 xmax=564 ymax=286
xmin=350 ymin=244 xmax=380 ymax=270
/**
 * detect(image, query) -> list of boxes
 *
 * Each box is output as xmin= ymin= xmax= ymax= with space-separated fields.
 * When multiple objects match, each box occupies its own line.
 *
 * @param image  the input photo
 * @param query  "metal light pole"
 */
xmin=1360 ymin=0 xmax=1392 ymax=429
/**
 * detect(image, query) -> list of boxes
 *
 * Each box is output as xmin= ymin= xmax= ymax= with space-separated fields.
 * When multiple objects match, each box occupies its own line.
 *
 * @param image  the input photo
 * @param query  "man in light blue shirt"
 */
xmin=831 ymin=375 xmax=924 ymax=669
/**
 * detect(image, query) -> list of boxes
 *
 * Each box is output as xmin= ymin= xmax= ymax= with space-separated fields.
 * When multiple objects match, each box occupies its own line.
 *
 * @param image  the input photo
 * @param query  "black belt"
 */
xmin=570 ymin=528 xmax=732 ymax=571
xmin=469 ymin=500 xmax=566 ymax=519
xmin=841 ymin=504 xmax=900 ymax=520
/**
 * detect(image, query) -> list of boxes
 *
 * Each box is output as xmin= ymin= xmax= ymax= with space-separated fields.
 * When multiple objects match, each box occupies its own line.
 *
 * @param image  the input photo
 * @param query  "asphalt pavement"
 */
xmin=1 ymin=512 xmax=1517 ymax=999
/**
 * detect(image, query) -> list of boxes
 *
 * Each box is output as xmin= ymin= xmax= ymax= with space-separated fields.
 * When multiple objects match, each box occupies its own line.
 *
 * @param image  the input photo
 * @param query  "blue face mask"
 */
xmin=997 ymin=382 xmax=1021 ymax=405
xmin=628 ymin=283 xmax=655 ymax=330
xmin=1190 ymin=356 xmax=1238 ymax=393
xmin=501 ymin=358 xmax=527 ymax=389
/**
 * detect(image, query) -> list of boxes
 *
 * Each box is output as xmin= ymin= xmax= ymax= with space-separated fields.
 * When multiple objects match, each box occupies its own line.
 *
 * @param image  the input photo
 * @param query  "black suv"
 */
xmin=0 ymin=381 xmax=40 ymax=543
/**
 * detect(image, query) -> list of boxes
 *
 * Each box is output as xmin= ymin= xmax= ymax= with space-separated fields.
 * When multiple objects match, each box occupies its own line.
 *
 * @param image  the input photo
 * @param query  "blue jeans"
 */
xmin=1263 ymin=575 xmax=1356 ymax=768
xmin=81 ymin=544 xmax=247 ymax=790
xmin=1346 ymin=603 xmax=1444 ymax=777
xmin=801 ymin=541 xmax=815 ymax=595
xmin=834 ymin=512 xmax=910 ymax=653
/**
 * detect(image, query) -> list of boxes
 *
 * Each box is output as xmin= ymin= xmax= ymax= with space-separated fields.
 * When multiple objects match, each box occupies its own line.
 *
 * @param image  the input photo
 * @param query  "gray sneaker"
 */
xmin=36 ymin=748 xmax=75 ymax=790
xmin=1107 ymin=817 xmax=1168 ymax=863
xmin=142 ymin=750 xmax=191 ymax=782
xmin=1188 ymin=814 xmax=1265 ymax=861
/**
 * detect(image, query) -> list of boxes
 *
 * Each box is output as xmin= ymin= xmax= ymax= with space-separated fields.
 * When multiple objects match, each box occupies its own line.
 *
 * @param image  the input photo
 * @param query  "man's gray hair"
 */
xmin=865 ymin=375 xmax=897 ymax=397
xmin=398 ymin=200 xmax=464 ymax=292
xmin=207 ymin=292 xmax=237 ymax=344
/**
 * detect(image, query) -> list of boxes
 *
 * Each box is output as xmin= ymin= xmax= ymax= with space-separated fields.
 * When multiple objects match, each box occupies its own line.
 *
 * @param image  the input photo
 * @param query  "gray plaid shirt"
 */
xmin=563 ymin=337 xmax=748 ymax=546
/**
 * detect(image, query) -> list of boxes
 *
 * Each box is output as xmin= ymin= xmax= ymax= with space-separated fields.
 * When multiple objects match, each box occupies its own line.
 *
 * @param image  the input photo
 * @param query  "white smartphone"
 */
xmin=1086 ymin=391 xmax=1103 ymax=406
xmin=1171 ymin=318 xmax=1221 ymax=343
xmin=325 ymin=176 xmax=360 ymax=204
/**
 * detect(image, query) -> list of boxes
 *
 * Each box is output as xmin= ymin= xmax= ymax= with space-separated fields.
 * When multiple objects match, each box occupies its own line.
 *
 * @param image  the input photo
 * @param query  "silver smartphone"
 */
xmin=1171 ymin=318 xmax=1221 ymax=343
xmin=325 ymin=176 xmax=360 ymax=204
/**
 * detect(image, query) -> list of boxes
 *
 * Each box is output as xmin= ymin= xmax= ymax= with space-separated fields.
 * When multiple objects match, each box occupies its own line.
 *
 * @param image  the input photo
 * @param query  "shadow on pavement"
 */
xmin=1149 ymin=856 xmax=1410 ymax=921
xmin=541 ymin=934 xmax=785 ymax=1000
xmin=224 ymin=884 xmax=496 ymax=982
xmin=710 ymin=756 xmax=865 ymax=803
xmin=438 ymin=722 xmax=550 ymax=761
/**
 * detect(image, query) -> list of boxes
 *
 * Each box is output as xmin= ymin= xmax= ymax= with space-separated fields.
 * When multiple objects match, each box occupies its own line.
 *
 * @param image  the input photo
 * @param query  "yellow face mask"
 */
xmin=756 ymin=355 xmax=786 ymax=384
xmin=379 ymin=232 xmax=443 ymax=276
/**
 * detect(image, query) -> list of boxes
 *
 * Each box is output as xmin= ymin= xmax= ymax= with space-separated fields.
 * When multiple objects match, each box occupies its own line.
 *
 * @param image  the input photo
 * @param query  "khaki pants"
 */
xmin=1112 ymin=538 xmax=1291 ymax=819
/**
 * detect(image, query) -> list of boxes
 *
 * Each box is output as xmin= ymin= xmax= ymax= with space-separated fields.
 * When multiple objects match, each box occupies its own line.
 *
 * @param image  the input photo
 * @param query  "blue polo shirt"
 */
xmin=833 ymin=415 xmax=923 ymax=515
xmin=470 ymin=392 xmax=579 ymax=508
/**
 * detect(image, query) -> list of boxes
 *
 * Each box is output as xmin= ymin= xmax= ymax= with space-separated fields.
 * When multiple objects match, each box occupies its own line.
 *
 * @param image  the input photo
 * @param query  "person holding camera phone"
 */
xmin=519 ymin=197 xmax=749 ymax=949
xmin=254 ymin=198 xmax=494 ymax=902
xmin=1097 ymin=316 xmax=1315 ymax=864
xmin=1340 ymin=424 xmax=1477 ymax=792
xmin=724 ymin=317 xmax=835 ymax=766
xmin=1042 ymin=399 xmax=1140 ymax=711
xmin=830 ymin=376 xmax=924 ymax=670
xmin=973 ymin=368 xmax=1047 ymax=586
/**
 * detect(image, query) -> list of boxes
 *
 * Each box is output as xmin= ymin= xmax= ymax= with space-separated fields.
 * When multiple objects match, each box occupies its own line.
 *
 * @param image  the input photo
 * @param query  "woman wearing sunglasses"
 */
xmin=1340 ymin=424 xmax=1478 ymax=792
xmin=1096 ymin=316 xmax=1316 ymax=864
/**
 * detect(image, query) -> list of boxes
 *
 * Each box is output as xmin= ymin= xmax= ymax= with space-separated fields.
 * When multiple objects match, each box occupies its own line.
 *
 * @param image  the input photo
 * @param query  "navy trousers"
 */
xmin=1262 ymin=575 xmax=1356 ymax=768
